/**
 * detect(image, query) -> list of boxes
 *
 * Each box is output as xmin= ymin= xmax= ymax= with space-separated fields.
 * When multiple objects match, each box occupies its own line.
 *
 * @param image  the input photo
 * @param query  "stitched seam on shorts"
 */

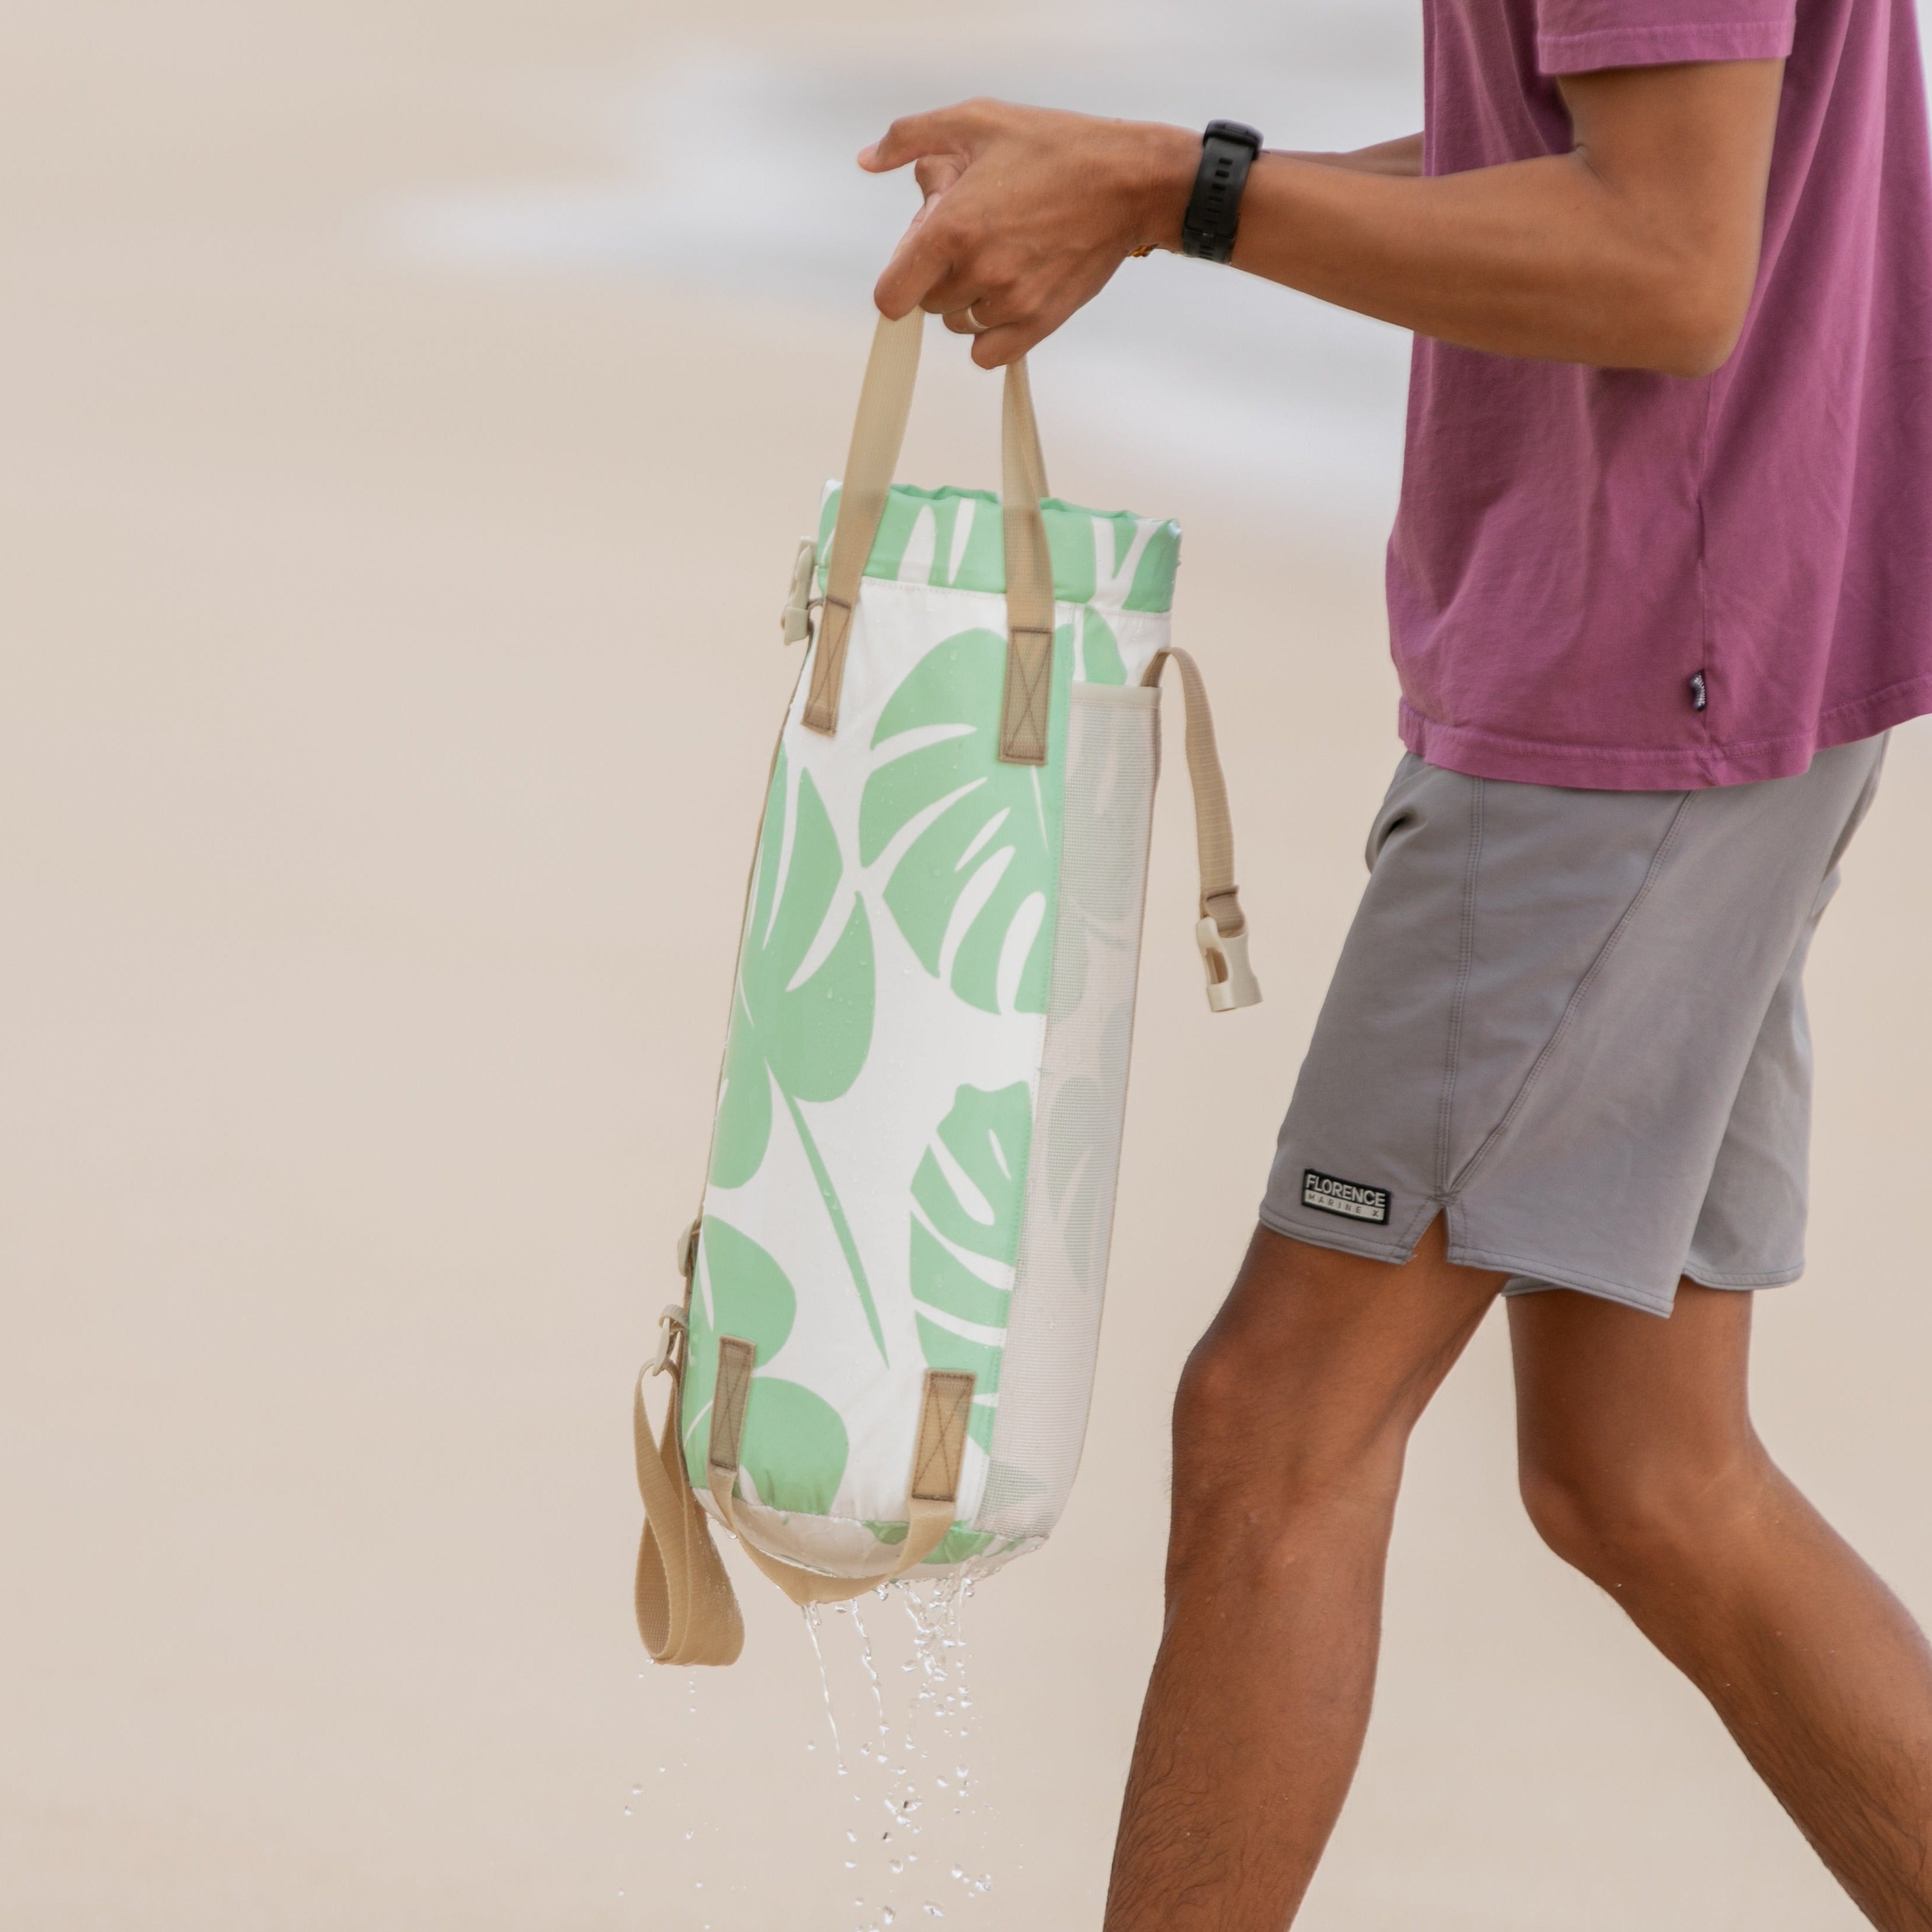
xmin=1446 ymin=788 xmax=1698 ymax=1203
xmin=1392 ymin=1197 xmax=1442 ymax=1256
xmin=1453 ymin=1244 xmax=1677 ymax=1306
xmin=1436 ymin=777 xmax=1485 ymax=1197
xmin=1685 ymin=1264 xmax=1803 ymax=1288
xmin=1256 ymin=1206 xmax=1411 ymax=1266
xmin=1449 ymin=1243 xmax=1679 ymax=1312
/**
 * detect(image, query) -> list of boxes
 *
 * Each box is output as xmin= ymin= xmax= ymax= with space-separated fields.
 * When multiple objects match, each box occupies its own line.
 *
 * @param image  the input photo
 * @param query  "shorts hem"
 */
xmin=1450 ymin=1243 xmax=1679 ymax=1318
xmin=1257 ymin=1213 xmax=1699 ymax=1320
xmin=1684 ymin=1262 xmax=1803 ymax=1290
xmin=1256 ymin=1204 xmax=1417 ymax=1267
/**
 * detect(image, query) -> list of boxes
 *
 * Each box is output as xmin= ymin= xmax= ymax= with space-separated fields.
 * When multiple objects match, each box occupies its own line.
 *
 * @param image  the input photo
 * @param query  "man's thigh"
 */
xmin=1509 ymin=1281 xmax=1756 ymax=1489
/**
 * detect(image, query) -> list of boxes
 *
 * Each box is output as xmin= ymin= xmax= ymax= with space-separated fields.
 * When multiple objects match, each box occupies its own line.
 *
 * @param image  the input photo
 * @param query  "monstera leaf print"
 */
xmin=682 ymin=1215 xmax=850 ymax=1516
xmin=711 ymin=745 xmax=885 ymax=1359
xmin=860 ymin=631 xmax=1057 ymax=1017
xmin=1074 ymin=607 xmax=1126 ymax=685
xmin=909 ymin=1080 xmax=1033 ymax=1452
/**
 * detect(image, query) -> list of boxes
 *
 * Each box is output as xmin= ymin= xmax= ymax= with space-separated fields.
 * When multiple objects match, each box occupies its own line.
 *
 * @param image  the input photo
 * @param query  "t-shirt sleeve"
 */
xmin=1534 ymin=0 xmax=1795 ymax=76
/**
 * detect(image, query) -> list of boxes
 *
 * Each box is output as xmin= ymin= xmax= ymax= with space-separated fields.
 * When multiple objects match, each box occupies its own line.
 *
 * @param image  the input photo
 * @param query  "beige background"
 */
xmin=3 ymin=3 xmax=1928 ymax=1927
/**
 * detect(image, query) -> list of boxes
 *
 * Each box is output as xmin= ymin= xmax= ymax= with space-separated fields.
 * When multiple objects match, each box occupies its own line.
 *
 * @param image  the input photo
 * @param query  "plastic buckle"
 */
xmin=779 ymin=538 xmax=819 ymax=645
xmin=648 ymin=1304 xmax=688 ymax=1378
xmin=1196 ymin=917 xmax=1262 ymax=1012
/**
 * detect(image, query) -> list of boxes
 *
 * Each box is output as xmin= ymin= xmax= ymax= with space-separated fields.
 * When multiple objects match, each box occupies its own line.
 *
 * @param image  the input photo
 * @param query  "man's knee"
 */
xmin=1167 ymin=1311 xmax=1405 ymax=1558
xmin=1518 ymin=1442 xmax=1763 ymax=1595
xmin=1169 ymin=1328 xmax=1255 ymax=1514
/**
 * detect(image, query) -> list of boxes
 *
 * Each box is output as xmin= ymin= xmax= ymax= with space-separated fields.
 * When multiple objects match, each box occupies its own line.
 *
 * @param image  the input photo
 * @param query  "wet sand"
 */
xmin=2 ymin=3 xmax=1928 ymax=1927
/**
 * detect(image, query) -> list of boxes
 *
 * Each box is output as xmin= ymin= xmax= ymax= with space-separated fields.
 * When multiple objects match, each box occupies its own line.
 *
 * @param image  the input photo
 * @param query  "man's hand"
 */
xmin=859 ymin=102 xmax=1197 ymax=368
xmin=863 ymin=62 xmax=1785 ymax=377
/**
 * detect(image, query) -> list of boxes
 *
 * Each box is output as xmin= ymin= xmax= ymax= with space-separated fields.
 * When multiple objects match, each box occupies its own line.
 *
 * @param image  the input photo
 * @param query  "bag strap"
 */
xmin=632 ymin=1334 xmax=745 ymax=1667
xmin=802 ymin=309 xmax=1056 ymax=765
xmin=1143 ymin=647 xmax=1263 ymax=1011
xmin=634 ymin=1304 xmax=978 ymax=1655
xmin=702 ymin=1344 xmax=975 ymax=1607
xmin=996 ymin=356 xmax=1056 ymax=764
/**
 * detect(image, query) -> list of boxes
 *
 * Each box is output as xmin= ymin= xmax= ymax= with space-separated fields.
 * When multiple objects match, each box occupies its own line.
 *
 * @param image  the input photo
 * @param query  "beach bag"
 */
xmin=634 ymin=310 xmax=1260 ymax=1665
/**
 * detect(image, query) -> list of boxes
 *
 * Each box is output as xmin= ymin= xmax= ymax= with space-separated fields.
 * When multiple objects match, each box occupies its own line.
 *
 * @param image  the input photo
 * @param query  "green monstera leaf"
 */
xmin=711 ymin=744 xmax=885 ymax=1359
xmin=909 ymin=1080 xmax=1034 ymax=1453
xmin=860 ymin=631 xmax=1058 ymax=1017
xmin=1075 ymin=607 xmax=1126 ymax=684
xmin=682 ymin=1215 xmax=851 ymax=1516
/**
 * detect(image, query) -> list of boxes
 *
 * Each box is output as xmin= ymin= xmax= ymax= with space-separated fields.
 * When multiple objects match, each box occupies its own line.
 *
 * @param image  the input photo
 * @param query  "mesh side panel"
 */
xmin=975 ymin=687 xmax=1158 ymax=1541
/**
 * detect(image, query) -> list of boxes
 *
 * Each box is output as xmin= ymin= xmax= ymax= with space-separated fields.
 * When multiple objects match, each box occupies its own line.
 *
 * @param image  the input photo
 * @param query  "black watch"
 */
xmin=1181 ymin=120 xmax=1263 ymax=264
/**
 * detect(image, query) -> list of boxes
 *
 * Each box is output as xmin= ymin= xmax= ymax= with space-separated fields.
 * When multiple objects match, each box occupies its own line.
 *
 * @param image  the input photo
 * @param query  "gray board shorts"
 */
xmin=1259 ymin=735 xmax=1889 ymax=1316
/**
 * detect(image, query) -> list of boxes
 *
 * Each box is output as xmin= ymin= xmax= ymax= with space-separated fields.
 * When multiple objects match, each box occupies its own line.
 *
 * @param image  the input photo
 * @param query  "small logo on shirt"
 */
xmin=1689 ymin=669 xmax=1708 ymax=713
xmin=1302 ymin=1170 xmax=1391 ymax=1225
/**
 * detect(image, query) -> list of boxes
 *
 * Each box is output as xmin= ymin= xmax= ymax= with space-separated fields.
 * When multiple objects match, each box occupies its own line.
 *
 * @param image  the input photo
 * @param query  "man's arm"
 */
xmin=1285 ymin=134 xmax=1425 ymax=179
xmin=860 ymin=68 xmax=1781 ymax=379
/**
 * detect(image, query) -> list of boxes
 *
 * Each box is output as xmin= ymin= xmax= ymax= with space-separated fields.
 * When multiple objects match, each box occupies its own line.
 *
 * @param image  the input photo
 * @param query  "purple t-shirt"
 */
xmin=1388 ymin=0 xmax=1932 ymax=789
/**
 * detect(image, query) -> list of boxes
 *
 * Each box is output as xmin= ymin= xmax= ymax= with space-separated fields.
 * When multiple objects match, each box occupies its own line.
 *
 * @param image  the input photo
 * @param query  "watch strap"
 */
xmin=1182 ymin=119 xmax=1263 ymax=265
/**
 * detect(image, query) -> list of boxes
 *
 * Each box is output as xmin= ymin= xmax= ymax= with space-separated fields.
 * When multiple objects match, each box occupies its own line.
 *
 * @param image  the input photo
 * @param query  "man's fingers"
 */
xmin=859 ymin=102 xmax=988 ymax=173
xmin=913 ymin=153 xmax=967 ymax=203
xmin=967 ymin=319 xmax=1039 ymax=371
xmin=971 ymin=287 xmax=1094 ymax=368
xmin=871 ymin=223 xmax=952 ymax=322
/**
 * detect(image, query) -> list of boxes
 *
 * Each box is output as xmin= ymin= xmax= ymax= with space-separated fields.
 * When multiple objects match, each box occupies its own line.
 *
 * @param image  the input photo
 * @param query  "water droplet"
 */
xmin=621 ymin=1806 xmax=632 ymax=1818
xmin=924 ymin=1906 xmax=944 ymax=1919
xmin=951 ymin=1866 xmax=964 ymax=1881
xmin=801 ymin=1604 xmax=848 ymax=1775
xmin=890 ymin=1859 xmax=904 ymax=1876
xmin=882 ymin=1909 xmax=896 ymax=1926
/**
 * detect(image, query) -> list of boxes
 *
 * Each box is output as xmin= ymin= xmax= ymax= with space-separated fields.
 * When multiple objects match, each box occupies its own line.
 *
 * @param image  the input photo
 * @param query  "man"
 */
xmin=859 ymin=0 xmax=1932 ymax=1926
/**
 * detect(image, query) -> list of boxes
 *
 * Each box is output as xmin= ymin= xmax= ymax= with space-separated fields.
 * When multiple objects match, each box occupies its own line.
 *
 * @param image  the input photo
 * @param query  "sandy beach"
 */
xmin=3 ymin=2 xmax=1928 ymax=1926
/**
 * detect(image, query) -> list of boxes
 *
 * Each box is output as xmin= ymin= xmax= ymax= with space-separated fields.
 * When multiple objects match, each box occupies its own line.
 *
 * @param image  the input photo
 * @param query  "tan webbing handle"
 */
xmin=704 ymin=1342 xmax=974 ymax=1607
xmin=802 ymin=309 xmax=1056 ymax=765
xmin=997 ymin=358 xmax=1056 ymax=765
xmin=633 ymin=1321 xmax=976 ymax=1653
xmin=633 ymin=1354 xmax=745 ymax=1667
xmin=1143 ymin=647 xmax=1263 ymax=1012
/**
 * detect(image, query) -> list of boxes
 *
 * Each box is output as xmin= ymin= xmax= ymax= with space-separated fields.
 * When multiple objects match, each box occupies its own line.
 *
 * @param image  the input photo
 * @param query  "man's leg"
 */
xmin=1514 ymin=1283 xmax=1932 ymax=1930
xmin=1102 ymin=1218 xmax=1502 ymax=1932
